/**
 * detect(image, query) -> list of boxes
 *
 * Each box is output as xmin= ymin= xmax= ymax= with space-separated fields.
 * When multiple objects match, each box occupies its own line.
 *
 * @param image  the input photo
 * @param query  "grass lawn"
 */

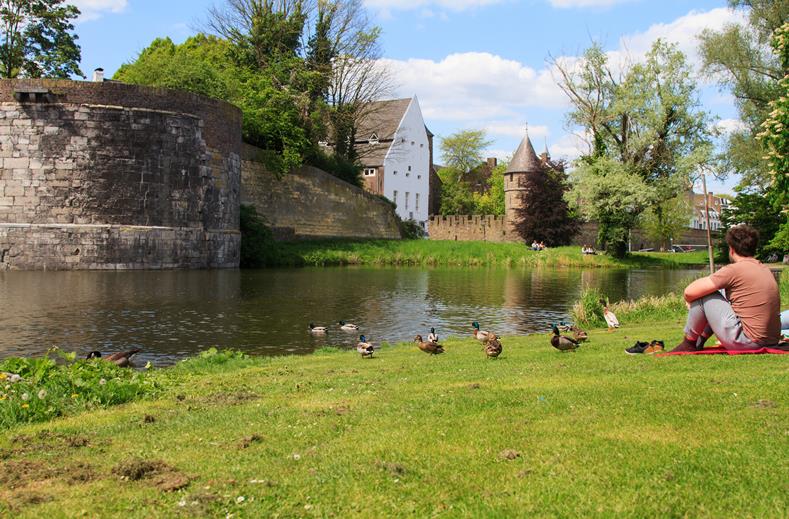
xmin=270 ymin=240 xmax=710 ymax=268
xmin=1 ymin=321 xmax=787 ymax=517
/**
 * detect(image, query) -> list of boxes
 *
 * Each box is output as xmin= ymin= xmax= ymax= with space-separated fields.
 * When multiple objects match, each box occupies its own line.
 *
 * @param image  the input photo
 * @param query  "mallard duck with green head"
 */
xmin=357 ymin=335 xmax=375 ymax=358
xmin=472 ymin=321 xmax=491 ymax=342
xmin=550 ymin=325 xmax=579 ymax=352
xmin=309 ymin=323 xmax=328 ymax=335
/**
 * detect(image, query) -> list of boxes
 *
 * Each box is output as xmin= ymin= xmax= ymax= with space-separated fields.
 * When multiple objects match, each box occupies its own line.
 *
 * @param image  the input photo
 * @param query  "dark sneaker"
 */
xmin=644 ymin=340 xmax=665 ymax=354
xmin=625 ymin=341 xmax=649 ymax=355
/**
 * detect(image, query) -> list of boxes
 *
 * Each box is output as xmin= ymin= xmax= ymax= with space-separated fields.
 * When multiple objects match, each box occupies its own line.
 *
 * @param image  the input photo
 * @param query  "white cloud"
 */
xmin=714 ymin=118 xmax=748 ymax=135
xmin=71 ymin=0 xmax=127 ymax=22
xmin=549 ymin=0 xmax=635 ymax=8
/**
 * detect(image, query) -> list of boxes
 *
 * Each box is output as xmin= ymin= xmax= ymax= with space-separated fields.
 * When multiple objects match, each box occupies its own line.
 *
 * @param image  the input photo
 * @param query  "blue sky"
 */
xmin=72 ymin=0 xmax=743 ymax=193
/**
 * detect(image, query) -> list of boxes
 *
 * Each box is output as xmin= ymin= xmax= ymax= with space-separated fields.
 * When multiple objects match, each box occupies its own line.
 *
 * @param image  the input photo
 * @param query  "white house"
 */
xmin=354 ymin=96 xmax=433 ymax=228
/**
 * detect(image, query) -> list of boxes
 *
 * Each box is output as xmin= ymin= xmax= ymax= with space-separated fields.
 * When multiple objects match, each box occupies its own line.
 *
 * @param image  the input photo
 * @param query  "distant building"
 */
xmin=353 ymin=96 xmax=432 ymax=227
xmin=689 ymin=192 xmax=731 ymax=231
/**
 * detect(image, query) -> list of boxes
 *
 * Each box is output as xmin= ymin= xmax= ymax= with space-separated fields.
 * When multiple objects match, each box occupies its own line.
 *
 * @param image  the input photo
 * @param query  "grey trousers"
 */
xmin=684 ymin=292 xmax=760 ymax=350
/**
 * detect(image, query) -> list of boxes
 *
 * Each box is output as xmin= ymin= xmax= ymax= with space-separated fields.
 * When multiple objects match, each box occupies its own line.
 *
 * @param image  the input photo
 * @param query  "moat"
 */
xmin=0 ymin=267 xmax=701 ymax=365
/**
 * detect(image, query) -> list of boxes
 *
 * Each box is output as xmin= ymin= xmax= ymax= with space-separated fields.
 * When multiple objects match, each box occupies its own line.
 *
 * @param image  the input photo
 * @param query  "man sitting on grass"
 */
xmin=670 ymin=224 xmax=781 ymax=352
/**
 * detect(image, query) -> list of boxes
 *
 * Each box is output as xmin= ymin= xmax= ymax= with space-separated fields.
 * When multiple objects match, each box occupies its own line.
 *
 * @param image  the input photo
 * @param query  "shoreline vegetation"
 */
xmin=262 ymin=239 xmax=713 ymax=268
xmin=1 ymin=275 xmax=786 ymax=516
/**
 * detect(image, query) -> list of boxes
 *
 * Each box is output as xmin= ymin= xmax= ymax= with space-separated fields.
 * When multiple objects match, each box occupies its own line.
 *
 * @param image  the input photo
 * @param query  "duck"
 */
xmin=571 ymin=325 xmax=589 ymax=342
xmin=427 ymin=327 xmax=439 ymax=344
xmin=472 ymin=321 xmax=492 ymax=342
xmin=309 ymin=323 xmax=328 ymax=335
xmin=484 ymin=334 xmax=503 ymax=359
xmin=86 ymin=348 xmax=141 ymax=367
xmin=550 ymin=325 xmax=580 ymax=352
xmin=357 ymin=335 xmax=375 ymax=358
xmin=603 ymin=306 xmax=620 ymax=331
xmin=558 ymin=321 xmax=573 ymax=332
xmin=338 ymin=320 xmax=360 ymax=332
xmin=415 ymin=335 xmax=444 ymax=355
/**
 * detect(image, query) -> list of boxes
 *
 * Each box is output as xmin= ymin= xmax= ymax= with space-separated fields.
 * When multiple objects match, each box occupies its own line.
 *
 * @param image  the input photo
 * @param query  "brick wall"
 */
xmin=0 ymin=79 xmax=241 ymax=270
xmin=241 ymin=144 xmax=400 ymax=240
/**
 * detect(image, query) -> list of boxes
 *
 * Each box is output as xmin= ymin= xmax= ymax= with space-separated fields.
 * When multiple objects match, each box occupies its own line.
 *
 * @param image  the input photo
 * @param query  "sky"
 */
xmin=71 ymin=0 xmax=745 ymax=194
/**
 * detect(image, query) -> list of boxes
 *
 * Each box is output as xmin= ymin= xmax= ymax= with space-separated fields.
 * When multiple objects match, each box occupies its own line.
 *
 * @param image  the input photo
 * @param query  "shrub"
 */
xmin=399 ymin=219 xmax=426 ymax=240
xmin=239 ymin=205 xmax=278 ymax=268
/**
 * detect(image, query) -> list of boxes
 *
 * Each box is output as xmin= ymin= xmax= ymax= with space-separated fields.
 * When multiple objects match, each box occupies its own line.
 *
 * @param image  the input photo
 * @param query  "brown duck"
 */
xmin=484 ymin=334 xmax=503 ymax=359
xmin=550 ymin=325 xmax=579 ymax=352
xmin=415 ymin=335 xmax=444 ymax=355
xmin=86 ymin=349 xmax=141 ymax=367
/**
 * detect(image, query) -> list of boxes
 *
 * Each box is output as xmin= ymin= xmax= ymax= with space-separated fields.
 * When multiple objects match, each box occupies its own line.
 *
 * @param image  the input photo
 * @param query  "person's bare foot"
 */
xmin=669 ymin=338 xmax=700 ymax=353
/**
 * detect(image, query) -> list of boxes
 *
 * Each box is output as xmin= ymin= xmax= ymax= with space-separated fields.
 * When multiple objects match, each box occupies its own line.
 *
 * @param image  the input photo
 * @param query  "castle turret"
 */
xmin=504 ymin=129 xmax=542 ymax=235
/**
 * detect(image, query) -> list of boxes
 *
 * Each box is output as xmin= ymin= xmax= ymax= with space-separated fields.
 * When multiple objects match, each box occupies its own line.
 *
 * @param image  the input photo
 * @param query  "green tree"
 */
xmin=640 ymin=194 xmax=692 ymax=251
xmin=554 ymin=40 xmax=712 ymax=257
xmin=699 ymin=0 xmax=788 ymax=189
xmin=437 ymin=166 xmax=477 ymax=215
xmin=0 ymin=0 xmax=82 ymax=78
xmin=756 ymin=20 xmax=789 ymax=255
xmin=472 ymin=162 xmax=506 ymax=216
xmin=439 ymin=130 xmax=493 ymax=179
xmin=513 ymin=167 xmax=578 ymax=246
xmin=569 ymin=158 xmax=653 ymax=257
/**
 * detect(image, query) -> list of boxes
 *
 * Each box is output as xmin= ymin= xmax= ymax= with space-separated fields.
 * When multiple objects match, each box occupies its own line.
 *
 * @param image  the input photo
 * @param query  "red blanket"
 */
xmin=658 ymin=346 xmax=789 ymax=356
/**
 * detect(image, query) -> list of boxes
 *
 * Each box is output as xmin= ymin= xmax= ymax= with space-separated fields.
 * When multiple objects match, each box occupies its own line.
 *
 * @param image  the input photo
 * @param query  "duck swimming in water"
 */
xmin=309 ymin=323 xmax=328 ymax=335
xmin=338 ymin=320 xmax=360 ymax=332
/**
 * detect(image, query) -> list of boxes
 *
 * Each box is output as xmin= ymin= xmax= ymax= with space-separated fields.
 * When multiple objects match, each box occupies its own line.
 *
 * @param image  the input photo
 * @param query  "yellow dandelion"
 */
xmin=21 ymin=403 xmax=29 ymax=409
xmin=71 ymin=393 xmax=79 ymax=399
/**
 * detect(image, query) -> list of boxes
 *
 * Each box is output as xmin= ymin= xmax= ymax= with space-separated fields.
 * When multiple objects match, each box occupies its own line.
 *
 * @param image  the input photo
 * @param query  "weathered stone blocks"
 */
xmin=0 ymin=79 xmax=242 ymax=270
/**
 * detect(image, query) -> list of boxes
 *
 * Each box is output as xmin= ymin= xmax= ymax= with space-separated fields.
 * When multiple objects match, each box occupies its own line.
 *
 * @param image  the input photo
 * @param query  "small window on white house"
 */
xmin=408 ymin=165 xmax=412 ymax=171
xmin=369 ymin=133 xmax=379 ymax=145
xmin=405 ymin=192 xmax=410 ymax=210
xmin=409 ymin=211 xmax=414 ymax=219
xmin=411 ymin=141 xmax=415 ymax=145
xmin=393 ymin=190 xmax=398 ymax=205
xmin=393 ymin=170 xmax=397 ymax=175
xmin=406 ymin=172 xmax=410 ymax=177
xmin=364 ymin=168 xmax=376 ymax=177
xmin=417 ymin=175 xmax=422 ymax=179
xmin=415 ymin=193 xmax=420 ymax=212
xmin=420 ymin=143 xmax=424 ymax=148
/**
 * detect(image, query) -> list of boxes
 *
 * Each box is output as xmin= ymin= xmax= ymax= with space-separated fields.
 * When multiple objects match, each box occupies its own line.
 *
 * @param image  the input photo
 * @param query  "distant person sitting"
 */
xmin=539 ymin=241 xmax=546 ymax=250
xmin=670 ymin=224 xmax=780 ymax=352
xmin=581 ymin=244 xmax=597 ymax=255
xmin=531 ymin=240 xmax=540 ymax=251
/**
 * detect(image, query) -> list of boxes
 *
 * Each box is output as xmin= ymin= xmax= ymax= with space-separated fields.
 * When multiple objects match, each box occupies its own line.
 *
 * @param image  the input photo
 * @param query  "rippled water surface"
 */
xmin=0 ymin=267 xmax=701 ymax=364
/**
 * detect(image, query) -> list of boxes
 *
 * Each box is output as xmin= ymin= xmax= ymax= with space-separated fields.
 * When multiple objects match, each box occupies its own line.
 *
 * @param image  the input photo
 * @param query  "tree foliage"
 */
xmin=439 ymin=130 xmax=493 ymax=178
xmin=699 ymin=0 xmax=788 ymax=189
xmin=640 ymin=194 xmax=692 ymax=250
xmin=554 ymin=40 xmax=712 ymax=257
xmin=437 ymin=162 xmax=506 ymax=216
xmin=0 ymin=0 xmax=82 ymax=79
xmin=513 ymin=167 xmax=578 ymax=246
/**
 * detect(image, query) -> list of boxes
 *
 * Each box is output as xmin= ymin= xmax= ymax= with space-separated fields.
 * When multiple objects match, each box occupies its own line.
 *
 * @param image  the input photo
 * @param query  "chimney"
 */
xmin=486 ymin=157 xmax=497 ymax=169
xmin=92 ymin=68 xmax=104 ymax=82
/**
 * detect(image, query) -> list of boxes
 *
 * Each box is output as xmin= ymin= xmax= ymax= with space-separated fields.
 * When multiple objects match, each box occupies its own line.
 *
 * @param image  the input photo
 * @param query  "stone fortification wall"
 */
xmin=427 ymin=215 xmax=515 ymax=242
xmin=0 ymin=80 xmax=241 ymax=270
xmin=429 ymin=215 xmax=716 ymax=250
xmin=241 ymin=144 xmax=400 ymax=240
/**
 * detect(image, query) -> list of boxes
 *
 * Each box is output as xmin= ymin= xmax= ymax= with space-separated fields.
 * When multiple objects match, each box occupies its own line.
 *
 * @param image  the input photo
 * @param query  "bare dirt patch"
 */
xmin=239 ymin=434 xmax=263 ymax=449
xmin=112 ymin=458 xmax=191 ymax=492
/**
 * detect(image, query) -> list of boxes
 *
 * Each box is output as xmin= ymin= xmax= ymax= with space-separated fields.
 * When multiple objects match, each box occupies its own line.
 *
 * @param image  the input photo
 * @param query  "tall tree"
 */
xmin=699 ymin=0 xmax=789 ymax=189
xmin=0 ymin=0 xmax=82 ymax=78
xmin=439 ymin=130 xmax=493 ymax=180
xmin=513 ymin=166 xmax=578 ymax=246
xmin=553 ymin=40 xmax=713 ymax=257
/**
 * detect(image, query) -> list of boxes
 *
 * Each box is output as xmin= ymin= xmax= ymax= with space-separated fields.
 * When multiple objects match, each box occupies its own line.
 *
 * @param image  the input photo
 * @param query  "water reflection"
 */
xmin=0 ymin=267 xmax=700 ymax=364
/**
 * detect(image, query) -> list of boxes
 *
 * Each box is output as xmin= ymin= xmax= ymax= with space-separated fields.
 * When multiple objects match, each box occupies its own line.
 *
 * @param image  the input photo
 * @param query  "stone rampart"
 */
xmin=241 ymin=144 xmax=400 ymax=240
xmin=427 ymin=215 xmax=515 ymax=242
xmin=0 ymin=80 xmax=241 ymax=270
xmin=429 ymin=215 xmax=717 ymax=250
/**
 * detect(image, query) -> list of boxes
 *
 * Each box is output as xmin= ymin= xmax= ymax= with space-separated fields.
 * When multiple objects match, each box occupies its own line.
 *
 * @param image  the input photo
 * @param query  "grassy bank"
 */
xmin=266 ymin=239 xmax=710 ymax=268
xmin=2 ymin=322 xmax=787 ymax=517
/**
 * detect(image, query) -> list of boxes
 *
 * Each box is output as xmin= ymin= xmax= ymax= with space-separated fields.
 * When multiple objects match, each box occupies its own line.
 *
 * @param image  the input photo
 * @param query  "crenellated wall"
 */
xmin=0 ymin=79 xmax=241 ymax=270
xmin=427 ymin=215 xmax=516 ymax=242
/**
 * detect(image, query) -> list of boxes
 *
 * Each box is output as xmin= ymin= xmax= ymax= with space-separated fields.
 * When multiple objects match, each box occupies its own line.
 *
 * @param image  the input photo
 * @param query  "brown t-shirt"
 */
xmin=710 ymin=258 xmax=781 ymax=345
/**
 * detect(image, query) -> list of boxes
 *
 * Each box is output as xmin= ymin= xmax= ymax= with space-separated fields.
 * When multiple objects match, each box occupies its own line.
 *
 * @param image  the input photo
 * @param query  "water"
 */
xmin=0 ymin=267 xmax=700 ymax=365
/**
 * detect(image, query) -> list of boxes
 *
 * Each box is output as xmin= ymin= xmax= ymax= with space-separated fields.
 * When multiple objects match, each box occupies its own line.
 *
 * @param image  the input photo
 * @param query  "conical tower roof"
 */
xmin=505 ymin=130 xmax=542 ymax=173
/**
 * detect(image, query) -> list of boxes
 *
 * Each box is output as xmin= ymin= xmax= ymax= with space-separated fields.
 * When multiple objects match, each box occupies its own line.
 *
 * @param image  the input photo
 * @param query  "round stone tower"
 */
xmin=504 ymin=129 xmax=543 ymax=236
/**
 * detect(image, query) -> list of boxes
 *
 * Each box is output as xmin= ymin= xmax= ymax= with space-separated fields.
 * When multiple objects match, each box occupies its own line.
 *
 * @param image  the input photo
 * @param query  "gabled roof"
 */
xmin=506 ymin=131 xmax=542 ymax=174
xmin=356 ymin=98 xmax=413 ymax=142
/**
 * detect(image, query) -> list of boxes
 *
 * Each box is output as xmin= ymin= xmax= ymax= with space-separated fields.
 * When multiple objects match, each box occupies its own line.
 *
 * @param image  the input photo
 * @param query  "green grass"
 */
xmin=267 ymin=239 xmax=710 ymax=268
xmin=1 ymin=322 xmax=787 ymax=517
